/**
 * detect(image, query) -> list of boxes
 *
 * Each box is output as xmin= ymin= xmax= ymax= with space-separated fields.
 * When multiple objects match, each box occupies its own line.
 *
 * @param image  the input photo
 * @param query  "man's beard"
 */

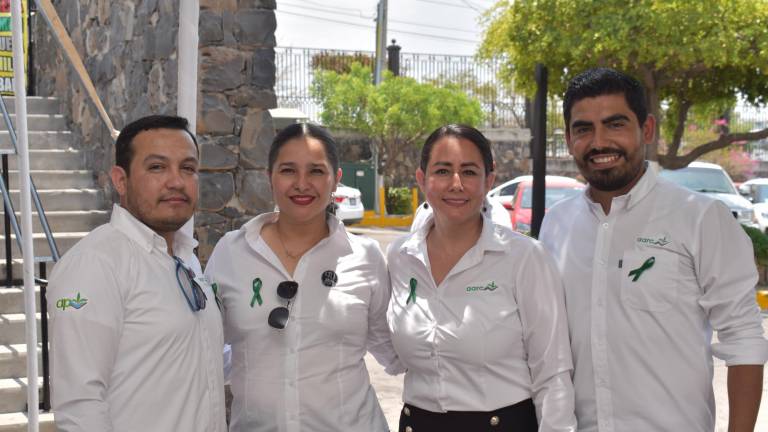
xmin=576 ymin=148 xmax=644 ymax=192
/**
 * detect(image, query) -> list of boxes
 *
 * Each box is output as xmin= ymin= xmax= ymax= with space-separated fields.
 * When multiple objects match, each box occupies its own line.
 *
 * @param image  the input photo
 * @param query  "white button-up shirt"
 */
xmin=540 ymin=166 xmax=768 ymax=432
xmin=388 ymin=215 xmax=576 ymax=431
xmin=204 ymin=212 xmax=402 ymax=432
xmin=48 ymin=204 xmax=226 ymax=432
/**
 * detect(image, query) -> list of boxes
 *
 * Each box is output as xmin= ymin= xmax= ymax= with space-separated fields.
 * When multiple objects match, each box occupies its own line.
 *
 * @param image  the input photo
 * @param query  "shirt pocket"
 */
xmin=620 ymin=250 xmax=679 ymax=312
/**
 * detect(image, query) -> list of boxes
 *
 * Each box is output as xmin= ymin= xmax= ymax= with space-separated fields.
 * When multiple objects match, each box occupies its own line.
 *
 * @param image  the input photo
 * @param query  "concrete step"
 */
xmin=0 ymin=286 xmax=41 ymax=316
xmin=0 ymin=115 xmax=67 ymax=133
xmin=0 ymin=232 xmax=86 ymax=261
xmin=0 ymin=412 xmax=54 ymax=432
xmin=0 ymin=115 xmax=67 ymax=132
xmin=0 ymin=97 xmax=60 ymax=115
xmin=0 ymin=131 xmax=73 ymax=151
xmin=0 ymin=210 xmax=108 ymax=232
xmin=5 ymin=149 xmax=83 ymax=170
xmin=1 ymin=189 xmax=106 ymax=212
xmin=4 ymin=170 xmax=96 ymax=190
xmin=0 ymin=376 xmax=43 ymax=414
xmin=0 ymin=344 xmax=43 ymax=380
xmin=0 ymin=314 xmax=41 ymax=349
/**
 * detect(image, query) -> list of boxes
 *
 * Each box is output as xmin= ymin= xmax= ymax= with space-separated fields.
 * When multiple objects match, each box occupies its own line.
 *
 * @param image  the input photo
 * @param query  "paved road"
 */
xmin=355 ymin=227 xmax=768 ymax=432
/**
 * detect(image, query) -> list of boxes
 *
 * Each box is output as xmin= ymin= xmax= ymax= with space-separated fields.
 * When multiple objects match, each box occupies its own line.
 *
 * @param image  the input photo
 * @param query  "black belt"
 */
xmin=398 ymin=398 xmax=537 ymax=432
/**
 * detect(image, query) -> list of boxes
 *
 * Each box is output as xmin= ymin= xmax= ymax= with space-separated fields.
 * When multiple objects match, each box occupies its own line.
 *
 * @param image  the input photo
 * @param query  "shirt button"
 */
xmin=403 ymin=407 xmax=411 ymax=416
xmin=405 ymin=427 xmax=413 ymax=432
xmin=490 ymin=415 xmax=500 ymax=426
xmin=602 ymin=222 xmax=609 ymax=228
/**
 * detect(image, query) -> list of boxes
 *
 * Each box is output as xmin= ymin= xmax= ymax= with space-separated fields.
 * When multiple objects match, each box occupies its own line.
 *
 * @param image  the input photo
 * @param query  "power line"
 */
xmin=278 ymin=10 xmax=479 ymax=44
xmin=415 ymin=0 xmax=477 ymax=9
xmin=280 ymin=2 xmax=478 ymax=34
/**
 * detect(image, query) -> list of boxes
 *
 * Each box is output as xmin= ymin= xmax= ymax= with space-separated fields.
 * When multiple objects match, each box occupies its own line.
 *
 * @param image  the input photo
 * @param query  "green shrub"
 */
xmin=742 ymin=225 xmax=768 ymax=264
xmin=386 ymin=187 xmax=412 ymax=215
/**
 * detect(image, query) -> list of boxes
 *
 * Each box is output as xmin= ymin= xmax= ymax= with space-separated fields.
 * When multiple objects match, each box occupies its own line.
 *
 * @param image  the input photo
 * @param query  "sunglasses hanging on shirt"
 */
xmin=173 ymin=256 xmax=207 ymax=312
xmin=268 ymin=281 xmax=299 ymax=329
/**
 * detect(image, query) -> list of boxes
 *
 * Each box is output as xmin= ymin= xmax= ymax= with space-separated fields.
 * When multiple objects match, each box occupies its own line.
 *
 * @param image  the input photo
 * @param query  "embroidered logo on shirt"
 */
xmin=466 ymin=281 xmax=498 ymax=292
xmin=56 ymin=292 xmax=88 ymax=311
xmin=636 ymin=235 xmax=670 ymax=247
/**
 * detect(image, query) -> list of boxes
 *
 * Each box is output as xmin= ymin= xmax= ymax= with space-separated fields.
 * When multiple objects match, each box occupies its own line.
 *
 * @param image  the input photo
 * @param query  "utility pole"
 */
xmin=372 ymin=0 xmax=388 ymax=214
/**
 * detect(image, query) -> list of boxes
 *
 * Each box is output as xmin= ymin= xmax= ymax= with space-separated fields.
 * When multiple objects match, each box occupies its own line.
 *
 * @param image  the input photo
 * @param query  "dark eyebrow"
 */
xmin=570 ymin=120 xmax=593 ymax=130
xmin=602 ymin=114 xmax=630 ymax=124
xmin=432 ymin=161 xmax=453 ymax=167
xmin=460 ymin=162 xmax=480 ymax=168
xmin=143 ymin=154 xmax=169 ymax=163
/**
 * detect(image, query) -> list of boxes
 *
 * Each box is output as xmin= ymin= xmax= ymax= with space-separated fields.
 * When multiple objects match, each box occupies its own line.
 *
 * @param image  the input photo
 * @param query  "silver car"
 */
xmin=659 ymin=161 xmax=758 ymax=228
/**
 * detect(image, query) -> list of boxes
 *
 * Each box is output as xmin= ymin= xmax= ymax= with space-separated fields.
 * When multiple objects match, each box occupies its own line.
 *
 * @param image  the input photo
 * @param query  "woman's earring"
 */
xmin=482 ymin=206 xmax=487 ymax=212
xmin=423 ymin=202 xmax=429 ymax=209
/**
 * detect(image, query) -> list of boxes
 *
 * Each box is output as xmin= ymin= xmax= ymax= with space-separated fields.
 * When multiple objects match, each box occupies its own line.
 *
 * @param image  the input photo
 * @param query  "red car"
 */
xmin=503 ymin=177 xmax=584 ymax=232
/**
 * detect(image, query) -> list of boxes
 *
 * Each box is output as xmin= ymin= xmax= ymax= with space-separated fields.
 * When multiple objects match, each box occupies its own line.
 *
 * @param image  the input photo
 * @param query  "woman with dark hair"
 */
xmin=387 ymin=124 xmax=576 ymax=431
xmin=205 ymin=123 xmax=402 ymax=431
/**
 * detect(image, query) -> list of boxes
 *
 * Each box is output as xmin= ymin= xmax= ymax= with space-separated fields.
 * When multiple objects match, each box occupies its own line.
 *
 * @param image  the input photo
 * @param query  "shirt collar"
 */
xmin=242 ymin=212 xmax=354 ymax=256
xmin=581 ymin=161 xmax=658 ymax=213
xmin=400 ymin=212 xmax=506 ymax=258
xmin=109 ymin=204 xmax=198 ymax=255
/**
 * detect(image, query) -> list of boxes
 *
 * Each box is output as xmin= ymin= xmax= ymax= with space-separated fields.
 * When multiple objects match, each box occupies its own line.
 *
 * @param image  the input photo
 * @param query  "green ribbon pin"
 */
xmin=406 ymin=278 xmax=417 ymax=304
xmin=211 ymin=283 xmax=223 ymax=311
xmin=628 ymin=256 xmax=655 ymax=282
xmin=251 ymin=278 xmax=263 ymax=307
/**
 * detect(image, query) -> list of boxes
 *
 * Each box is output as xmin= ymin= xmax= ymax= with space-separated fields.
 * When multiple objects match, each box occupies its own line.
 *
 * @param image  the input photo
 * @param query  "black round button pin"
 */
xmin=321 ymin=270 xmax=338 ymax=287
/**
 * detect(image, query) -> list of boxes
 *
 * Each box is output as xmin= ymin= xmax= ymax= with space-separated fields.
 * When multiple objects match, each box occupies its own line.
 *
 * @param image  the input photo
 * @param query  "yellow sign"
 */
xmin=0 ymin=0 xmax=28 ymax=95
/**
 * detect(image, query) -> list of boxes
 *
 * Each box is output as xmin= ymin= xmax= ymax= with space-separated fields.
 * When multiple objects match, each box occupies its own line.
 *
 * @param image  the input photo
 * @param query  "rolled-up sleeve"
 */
xmin=515 ymin=243 xmax=577 ymax=432
xmin=48 ymin=252 xmax=123 ymax=432
xmin=696 ymin=201 xmax=768 ymax=365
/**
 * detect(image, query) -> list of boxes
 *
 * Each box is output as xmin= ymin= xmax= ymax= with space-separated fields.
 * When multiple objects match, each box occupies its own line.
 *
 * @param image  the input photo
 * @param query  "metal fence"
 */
xmin=276 ymin=46 xmax=768 ymax=160
xmin=275 ymin=46 xmax=526 ymax=128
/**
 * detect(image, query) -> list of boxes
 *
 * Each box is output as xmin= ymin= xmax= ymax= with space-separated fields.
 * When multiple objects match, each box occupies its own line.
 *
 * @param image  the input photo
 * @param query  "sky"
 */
xmin=274 ymin=0 xmax=498 ymax=56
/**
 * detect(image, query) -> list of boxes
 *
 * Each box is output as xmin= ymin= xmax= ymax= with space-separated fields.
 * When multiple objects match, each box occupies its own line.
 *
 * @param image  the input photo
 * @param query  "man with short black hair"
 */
xmin=540 ymin=68 xmax=768 ymax=431
xmin=48 ymin=115 xmax=226 ymax=431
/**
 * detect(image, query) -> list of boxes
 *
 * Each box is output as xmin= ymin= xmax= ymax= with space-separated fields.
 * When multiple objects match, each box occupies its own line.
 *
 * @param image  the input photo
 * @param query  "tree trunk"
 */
xmin=645 ymin=86 xmax=661 ymax=162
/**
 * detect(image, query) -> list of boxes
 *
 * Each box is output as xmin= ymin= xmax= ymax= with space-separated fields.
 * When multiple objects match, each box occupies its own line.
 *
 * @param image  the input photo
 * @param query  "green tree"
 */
xmin=312 ymin=63 xmax=484 ymax=186
xmin=480 ymin=0 xmax=768 ymax=169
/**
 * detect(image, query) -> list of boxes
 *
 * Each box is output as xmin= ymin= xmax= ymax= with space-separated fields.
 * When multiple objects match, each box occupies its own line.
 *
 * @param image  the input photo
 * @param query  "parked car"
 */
xmin=738 ymin=178 xmax=768 ymax=233
xmin=658 ymin=161 xmax=758 ymax=228
xmin=490 ymin=176 xmax=584 ymax=232
xmin=334 ymin=183 xmax=364 ymax=225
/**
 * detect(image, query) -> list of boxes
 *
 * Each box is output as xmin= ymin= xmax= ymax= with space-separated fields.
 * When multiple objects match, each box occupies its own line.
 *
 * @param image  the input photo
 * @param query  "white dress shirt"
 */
xmin=388 ymin=214 xmax=577 ymax=431
xmin=204 ymin=212 xmax=402 ymax=432
xmin=539 ymin=166 xmax=768 ymax=432
xmin=48 ymin=204 xmax=226 ymax=432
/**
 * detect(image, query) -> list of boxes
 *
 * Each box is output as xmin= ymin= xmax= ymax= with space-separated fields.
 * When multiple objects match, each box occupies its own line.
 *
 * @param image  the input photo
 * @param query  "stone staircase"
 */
xmin=0 ymin=97 xmax=110 ymax=431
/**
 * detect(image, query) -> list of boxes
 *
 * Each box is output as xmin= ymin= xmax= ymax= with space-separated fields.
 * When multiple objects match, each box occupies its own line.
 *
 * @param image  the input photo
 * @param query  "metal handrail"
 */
xmin=0 ymin=96 xmax=60 ymax=264
xmin=34 ymin=0 xmax=118 ymax=140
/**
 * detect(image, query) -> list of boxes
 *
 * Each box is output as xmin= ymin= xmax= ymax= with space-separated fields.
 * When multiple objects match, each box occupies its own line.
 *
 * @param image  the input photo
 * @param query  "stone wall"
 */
xmin=33 ymin=0 xmax=278 ymax=263
xmin=195 ymin=0 xmax=277 ymax=262
xmin=35 ymin=0 xmax=182 ymax=189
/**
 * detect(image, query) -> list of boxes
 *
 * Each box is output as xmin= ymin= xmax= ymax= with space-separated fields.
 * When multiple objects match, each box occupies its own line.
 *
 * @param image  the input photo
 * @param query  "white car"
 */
xmin=659 ymin=161 xmax=758 ymax=228
xmin=739 ymin=178 xmax=768 ymax=233
xmin=334 ymin=183 xmax=364 ymax=225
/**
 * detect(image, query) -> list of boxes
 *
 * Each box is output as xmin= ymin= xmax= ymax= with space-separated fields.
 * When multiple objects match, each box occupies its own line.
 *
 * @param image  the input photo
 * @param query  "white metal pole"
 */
xmin=11 ymin=0 xmax=39 ymax=430
xmin=177 ymin=0 xmax=199 ymax=238
xmin=177 ymin=0 xmax=199 ymax=132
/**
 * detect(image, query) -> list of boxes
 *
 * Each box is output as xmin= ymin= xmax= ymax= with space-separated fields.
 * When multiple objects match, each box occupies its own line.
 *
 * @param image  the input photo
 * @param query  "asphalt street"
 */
xmin=354 ymin=227 xmax=768 ymax=432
